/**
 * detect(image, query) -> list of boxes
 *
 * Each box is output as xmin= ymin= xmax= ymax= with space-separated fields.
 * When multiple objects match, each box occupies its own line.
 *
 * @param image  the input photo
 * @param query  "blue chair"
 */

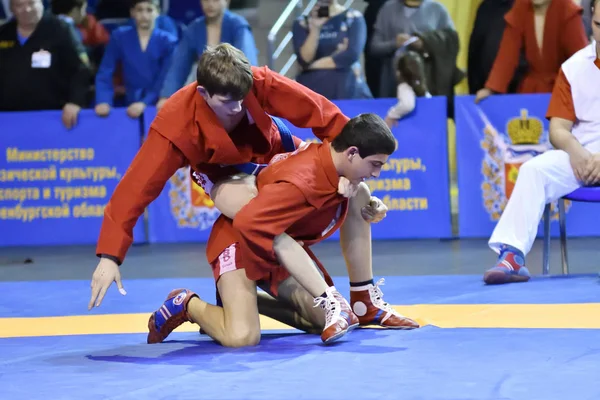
xmin=542 ymin=186 xmax=600 ymax=275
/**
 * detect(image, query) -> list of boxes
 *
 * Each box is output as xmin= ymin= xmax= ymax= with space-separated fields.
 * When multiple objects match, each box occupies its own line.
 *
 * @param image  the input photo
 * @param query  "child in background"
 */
xmin=94 ymin=0 xmax=177 ymax=119
xmin=384 ymin=50 xmax=431 ymax=128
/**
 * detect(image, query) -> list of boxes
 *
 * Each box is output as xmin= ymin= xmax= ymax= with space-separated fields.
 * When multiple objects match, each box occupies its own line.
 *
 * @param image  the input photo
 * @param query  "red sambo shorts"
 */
xmin=210 ymin=242 xmax=291 ymax=297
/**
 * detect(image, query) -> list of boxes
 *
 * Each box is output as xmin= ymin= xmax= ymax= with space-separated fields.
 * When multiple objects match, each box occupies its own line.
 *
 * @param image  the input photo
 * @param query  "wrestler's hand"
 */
xmin=361 ymin=196 xmax=388 ymax=223
xmin=338 ymin=176 xmax=359 ymax=198
xmin=88 ymin=258 xmax=126 ymax=310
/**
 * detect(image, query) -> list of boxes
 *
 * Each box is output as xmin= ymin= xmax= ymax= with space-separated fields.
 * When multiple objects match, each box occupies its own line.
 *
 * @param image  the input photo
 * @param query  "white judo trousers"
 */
xmin=488 ymin=139 xmax=600 ymax=256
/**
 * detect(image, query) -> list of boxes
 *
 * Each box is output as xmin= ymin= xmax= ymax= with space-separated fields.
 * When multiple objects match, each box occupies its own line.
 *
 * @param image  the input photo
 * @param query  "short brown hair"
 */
xmin=196 ymin=44 xmax=254 ymax=100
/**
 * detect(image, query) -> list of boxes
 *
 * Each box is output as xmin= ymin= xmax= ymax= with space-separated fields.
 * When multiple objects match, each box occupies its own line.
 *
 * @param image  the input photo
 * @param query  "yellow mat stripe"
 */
xmin=1 ymin=304 xmax=599 ymax=338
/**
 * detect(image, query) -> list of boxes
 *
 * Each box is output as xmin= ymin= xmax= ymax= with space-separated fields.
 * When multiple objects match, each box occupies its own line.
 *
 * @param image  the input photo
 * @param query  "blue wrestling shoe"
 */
xmin=147 ymin=288 xmax=198 ymax=344
xmin=483 ymin=245 xmax=531 ymax=285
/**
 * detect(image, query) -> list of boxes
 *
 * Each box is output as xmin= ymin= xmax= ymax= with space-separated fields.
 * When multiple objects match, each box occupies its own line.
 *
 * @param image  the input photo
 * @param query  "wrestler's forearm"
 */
xmin=96 ymin=130 xmax=186 ymax=262
xmin=273 ymin=234 xmax=329 ymax=298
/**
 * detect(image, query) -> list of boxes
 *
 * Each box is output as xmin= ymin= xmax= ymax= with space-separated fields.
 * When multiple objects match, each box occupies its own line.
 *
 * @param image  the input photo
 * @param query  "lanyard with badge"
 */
xmin=31 ymin=49 xmax=51 ymax=68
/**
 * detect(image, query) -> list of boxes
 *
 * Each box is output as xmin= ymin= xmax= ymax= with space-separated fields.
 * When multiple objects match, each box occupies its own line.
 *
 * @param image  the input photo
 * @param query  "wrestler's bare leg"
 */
xmin=341 ymin=182 xmax=374 ymax=283
xmin=212 ymin=176 xmax=373 ymax=283
xmin=210 ymin=173 xmax=258 ymax=218
xmin=211 ymin=174 xmax=335 ymax=306
xmin=212 ymin=175 xmax=366 ymax=286
xmin=210 ymin=175 xmax=417 ymax=330
xmin=270 ymin=277 xmax=326 ymax=330
xmin=148 ymin=268 xmax=261 ymax=348
xmin=255 ymin=291 xmax=321 ymax=334
xmin=187 ymin=269 xmax=261 ymax=347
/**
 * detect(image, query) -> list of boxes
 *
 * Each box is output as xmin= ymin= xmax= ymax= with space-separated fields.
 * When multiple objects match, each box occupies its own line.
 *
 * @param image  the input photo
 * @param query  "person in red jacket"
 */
xmin=88 ymin=44 xmax=412 ymax=333
xmin=475 ymin=0 xmax=588 ymax=103
xmin=147 ymin=113 xmax=418 ymax=347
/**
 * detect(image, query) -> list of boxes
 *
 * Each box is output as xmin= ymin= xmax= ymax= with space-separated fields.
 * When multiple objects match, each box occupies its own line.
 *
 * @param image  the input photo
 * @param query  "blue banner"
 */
xmin=143 ymin=108 xmax=220 ymax=243
xmin=283 ymin=98 xmax=452 ymax=240
xmin=0 ymin=109 xmax=146 ymax=246
xmin=455 ymin=94 xmax=600 ymax=238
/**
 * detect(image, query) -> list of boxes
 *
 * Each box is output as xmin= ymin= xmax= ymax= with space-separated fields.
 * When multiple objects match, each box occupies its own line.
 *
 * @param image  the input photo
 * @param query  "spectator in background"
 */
xmin=475 ymin=0 xmax=588 ymax=103
xmin=369 ymin=0 xmax=457 ymax=99
xmin=94 ymin=0 xmax=180 ymax=38
xmin=76 ymin=6 xmax=110 ymax=68
xmin=50 ymin=0 xmax=86 ymax=42
xmin=0 ymin=0 xmax=90 ymax=128
xmin=94 ymin=0 xmax=177 ymax=118
xmin=384 ymin=50 xmax=430 ymax=128
xmin=362 ymin=0 xmax=388 ymax=97
xmin=292 ymin=0 xmax=372 ymax=100
xmin=51 ymin=0 xmax=108 ymax=69
xmin=156 ymin=0 xmax=258 ymax=109
xmin=467 ymin=0 xmax=527 ymax=95
xmin=1 ymin=0 xmax=12 ymax=21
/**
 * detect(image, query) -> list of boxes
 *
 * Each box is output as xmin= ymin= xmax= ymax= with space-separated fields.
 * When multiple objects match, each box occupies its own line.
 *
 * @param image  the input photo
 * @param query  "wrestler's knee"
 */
xmin=348 ymin=182 xmax=372 ymax=213
xmin=221 ymin=327 xmax=261 ymax=348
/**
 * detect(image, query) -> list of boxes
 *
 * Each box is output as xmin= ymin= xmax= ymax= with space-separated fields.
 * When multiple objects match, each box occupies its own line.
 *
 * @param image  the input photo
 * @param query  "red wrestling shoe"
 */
xmin=147 ymin=289 xmax=198 ymax=344
xmin=313 ymin=287 xmax=354 ymax=344
xmin=350 ymin=279 xmax=419 ymax=329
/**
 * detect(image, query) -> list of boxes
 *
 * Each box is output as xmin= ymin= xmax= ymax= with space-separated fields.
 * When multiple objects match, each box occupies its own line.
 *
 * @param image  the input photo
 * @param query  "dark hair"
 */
xmin=331 ymin=113 xmax=396 ymax=158
xmin=51 ymin=0 xmax=86 ymax=14
xmin=397 ymin=50 xmax=428 ymax=97
xmin=130 ymin=0 xmax=159 ymax=9
xmin=196 ymin=43 xmax=254 ymax=100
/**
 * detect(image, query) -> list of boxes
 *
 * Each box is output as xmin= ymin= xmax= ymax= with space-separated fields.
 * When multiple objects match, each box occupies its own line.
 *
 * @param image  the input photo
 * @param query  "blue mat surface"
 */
xmin=2 ymin=274 xmax=600 ymax=399
xmin=1 ymin=327 xmax=599 ymax=399
xmin=1 ymin=274 xmax=599 ymax=318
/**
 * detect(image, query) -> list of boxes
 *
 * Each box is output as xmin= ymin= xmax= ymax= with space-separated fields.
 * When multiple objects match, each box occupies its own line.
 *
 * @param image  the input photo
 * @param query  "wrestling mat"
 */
xmin=1 ymin=274 xmax=599 ymax=399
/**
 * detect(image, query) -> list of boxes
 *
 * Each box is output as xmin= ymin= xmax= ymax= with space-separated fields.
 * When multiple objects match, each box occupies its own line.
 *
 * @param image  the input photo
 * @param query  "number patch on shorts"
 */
xmin=218 ymin=244 xmax=237 ymax=276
